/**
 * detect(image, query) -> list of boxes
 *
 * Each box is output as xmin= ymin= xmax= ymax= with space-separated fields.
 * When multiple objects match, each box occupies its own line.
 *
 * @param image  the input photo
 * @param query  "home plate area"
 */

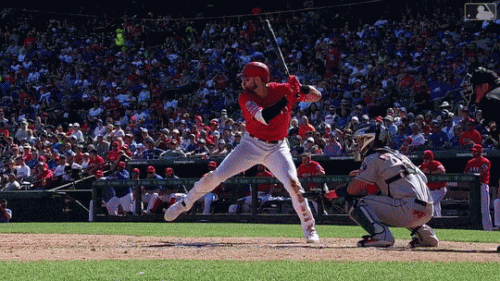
xmin=0 ymin=234 xmax=499 ymax=262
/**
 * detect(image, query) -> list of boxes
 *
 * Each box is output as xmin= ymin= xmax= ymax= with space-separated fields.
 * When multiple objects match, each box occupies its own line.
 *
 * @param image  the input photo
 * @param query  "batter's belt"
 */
xmin=249 ymin=133 xmax=279 ymax=144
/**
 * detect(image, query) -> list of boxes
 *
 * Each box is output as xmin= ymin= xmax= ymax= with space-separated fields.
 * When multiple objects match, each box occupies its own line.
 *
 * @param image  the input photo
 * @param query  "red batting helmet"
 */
xmin=131 ymin=168 xmax=140 ymax=174
xmin=208 ymin=161 xmax=217 ymax=168
xmin=147 ymin=165 xmax=156 ymax=173
xmin=240 ymin=62 xmax=270 ymax=83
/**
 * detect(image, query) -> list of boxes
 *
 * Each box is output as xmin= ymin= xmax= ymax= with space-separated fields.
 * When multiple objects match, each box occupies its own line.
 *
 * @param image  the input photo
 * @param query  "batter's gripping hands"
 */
xmin=287 ymin=75 xmax=302 ymax=98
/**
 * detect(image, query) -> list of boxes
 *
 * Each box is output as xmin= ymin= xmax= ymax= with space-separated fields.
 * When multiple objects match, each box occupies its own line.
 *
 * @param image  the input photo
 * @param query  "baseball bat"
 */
xmin=262 ymin=19 xmax=290 ymax=77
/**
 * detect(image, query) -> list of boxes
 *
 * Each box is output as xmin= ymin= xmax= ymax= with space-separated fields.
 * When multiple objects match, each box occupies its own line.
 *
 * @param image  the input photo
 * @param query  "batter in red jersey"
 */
xmin=164 ymin=61 xmax=323 ymax=243
xmin=464 ymin=144 xmax=493 ymax=230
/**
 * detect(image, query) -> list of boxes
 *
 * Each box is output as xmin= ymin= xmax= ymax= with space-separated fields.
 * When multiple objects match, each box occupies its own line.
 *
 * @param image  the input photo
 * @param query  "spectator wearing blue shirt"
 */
xmin=391 ymin=125 xmax=408 ymax=150
xmin=141 ymin=138 xmax=163 ymax=160
xmin=427 ymin=120 xmax=450 ymax=149
xmin=323 ymin=135 xmax=342 ymax=156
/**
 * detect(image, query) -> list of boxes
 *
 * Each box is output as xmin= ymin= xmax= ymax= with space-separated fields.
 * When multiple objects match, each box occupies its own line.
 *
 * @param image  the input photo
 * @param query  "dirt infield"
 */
xmin=1 ymin=234 xmax=499 ymax=262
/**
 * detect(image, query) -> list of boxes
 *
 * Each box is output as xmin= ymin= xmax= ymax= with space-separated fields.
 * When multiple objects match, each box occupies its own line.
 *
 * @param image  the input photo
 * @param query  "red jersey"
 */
xmin=459 ymin=129 xmax=482 ymax=146
xmin=255 ymin=170 xmax=275 ymax=193
xmin=239 ymin=83 xmax=304 ymax=142
xmin=75 ymin=152 xmax=84 ymax=164
xmin=0 ymin=128 xmax=10 ymax=138
xmin=297 ymin=160 xmax=324 ymax=190
xmin=420 ymin=160 xmax=446 ymax=190
xmin=88 ymin=155 xmax=105 ymax=170
xmin=464 ymin=156 xmax=491 ymax=184
xmin=106 ymin=150 xmax=120 ymax=162
xmin=298 ymin=123 xmax=316 ymax=139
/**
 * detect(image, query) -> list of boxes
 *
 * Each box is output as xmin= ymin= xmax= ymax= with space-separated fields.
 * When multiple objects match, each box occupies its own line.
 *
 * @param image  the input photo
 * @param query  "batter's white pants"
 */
xmin=480 ymin=184 xmax=493 ymax=231
xmin=182 ymin=133 xmax=316 ymax=232
xmin=430 ymin=187 xmax=447 ymax=218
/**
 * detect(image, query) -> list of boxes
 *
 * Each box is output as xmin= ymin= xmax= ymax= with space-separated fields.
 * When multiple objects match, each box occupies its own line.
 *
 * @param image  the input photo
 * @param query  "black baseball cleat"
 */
xmin=357 ymin=235 xmax=394 ymax=247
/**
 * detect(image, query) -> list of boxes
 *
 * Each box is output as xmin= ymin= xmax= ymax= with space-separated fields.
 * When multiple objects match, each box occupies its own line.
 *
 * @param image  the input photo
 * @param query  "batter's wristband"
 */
xmin=300 ymin=85 xmax=311 ymax=94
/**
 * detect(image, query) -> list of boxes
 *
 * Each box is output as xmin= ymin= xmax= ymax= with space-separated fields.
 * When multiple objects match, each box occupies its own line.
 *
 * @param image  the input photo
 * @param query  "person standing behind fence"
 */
xmin=0 ymin=199 xmax=12 ymax=222
xmin=464 ymin=144 xmax=493 ymax=231
xmin=419 ymin=150 xmax=447 ymax=217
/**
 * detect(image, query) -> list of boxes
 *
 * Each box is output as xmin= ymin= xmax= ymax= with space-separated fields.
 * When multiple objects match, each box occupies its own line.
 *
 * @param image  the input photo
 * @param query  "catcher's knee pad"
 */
xmin=348 ymin=199 xmax=389 ymax=239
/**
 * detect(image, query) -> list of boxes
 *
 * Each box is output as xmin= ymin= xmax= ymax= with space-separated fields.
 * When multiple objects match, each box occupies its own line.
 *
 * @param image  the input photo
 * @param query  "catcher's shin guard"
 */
xmin=347 ymin=199 xmax=394 ymax=245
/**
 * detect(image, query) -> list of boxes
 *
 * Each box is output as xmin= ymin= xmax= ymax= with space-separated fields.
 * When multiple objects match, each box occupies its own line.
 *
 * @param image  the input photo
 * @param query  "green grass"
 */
xmin=0 ymin=260 xmax=499 ymax=281
xmin=1 ymin=223 xmax=499 ymax=281
xmin=0 ymin=222 xmax=499 ymax=243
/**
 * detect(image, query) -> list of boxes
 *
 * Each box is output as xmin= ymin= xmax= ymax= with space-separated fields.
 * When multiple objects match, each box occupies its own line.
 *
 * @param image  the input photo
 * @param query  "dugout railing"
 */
xmin=91 ymin=173 xmax=483 ymax=229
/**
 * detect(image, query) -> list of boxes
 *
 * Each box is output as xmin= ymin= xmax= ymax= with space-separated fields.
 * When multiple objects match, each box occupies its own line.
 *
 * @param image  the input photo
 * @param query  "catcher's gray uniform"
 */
xmin=349 ymin=148 xmax=438 ymax=247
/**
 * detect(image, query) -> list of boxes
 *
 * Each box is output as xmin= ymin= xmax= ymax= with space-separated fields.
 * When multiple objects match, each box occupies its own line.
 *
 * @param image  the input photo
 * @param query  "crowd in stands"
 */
xmin=0 ymin=0 xmax=500 ymax=192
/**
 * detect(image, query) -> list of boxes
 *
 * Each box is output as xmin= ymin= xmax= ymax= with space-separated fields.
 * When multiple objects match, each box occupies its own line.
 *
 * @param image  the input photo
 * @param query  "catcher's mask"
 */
xmin=461 ymin=67 xmax=500 ymax=106
xmin=352 ymin=123 xmax=387 ymax=162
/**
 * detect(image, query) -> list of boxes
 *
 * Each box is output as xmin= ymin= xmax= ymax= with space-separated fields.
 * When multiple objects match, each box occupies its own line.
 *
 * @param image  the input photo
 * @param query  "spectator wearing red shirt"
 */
xmin=459 ymin=119 xmax=482 ymax=147
xmin=34 ymin=162 xmax=54 ymax=190
xmin=325 ymin=42 xmax=341 ymax=73
xmin=22 ymin=143 xmax=33 ymax=162
xmin=398 ymin=69 xmax=415 ymax=89
xmin=87 ymin=149 xmax=105 ymax=175
xmin=194 ymin=115 xmax=210 ymax=132
xmin=0 ymin=122 xmax=10 ymax=138
xmin=106 ymin=141 xmax=121 ymax=163
xmin=419 ymin=150 xmax=447 ymax=217
xmin=464 ymin=144 xmax=492 ymax=231
xmin=298 ymin=116 xmax=316 ymax=139
xmin=74 ymin=145 xmax=84 ymax=165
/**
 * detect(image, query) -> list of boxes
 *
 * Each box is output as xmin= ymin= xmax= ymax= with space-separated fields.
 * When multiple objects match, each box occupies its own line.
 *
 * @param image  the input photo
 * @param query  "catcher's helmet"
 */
xmin=352 ymin=123 xmax=388 ymax=161
xmin=461 ymin=67 xmax=500 ymax=106
xmin=240 ymin=62 xmax=270 ymax=83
